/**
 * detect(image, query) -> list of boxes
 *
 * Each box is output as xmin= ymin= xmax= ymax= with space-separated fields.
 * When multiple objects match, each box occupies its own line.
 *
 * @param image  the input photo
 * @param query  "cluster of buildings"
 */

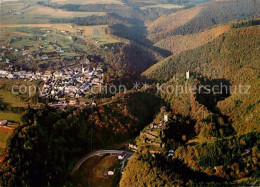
xmin=41 ymin=65 xmax=104 ymax=99
xmin=0 ymin=44 xmax=68 ymax=65
xmin=8 ymin=9 xmax=24 ymax=15
xmin=0 ymin=65 xmax=104 ymax=100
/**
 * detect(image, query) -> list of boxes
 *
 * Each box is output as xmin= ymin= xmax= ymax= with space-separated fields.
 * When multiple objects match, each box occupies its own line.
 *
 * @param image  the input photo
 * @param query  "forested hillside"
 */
xmin=154 ymin=24 xmax=230 ymax=54
xmin=0 ymin=90 xmax=163 ymax=186
xmin=144 ymin=23 xmax=260 ymax=134
xmin=148 ymin=0 xmax=260 ymax=43
xmin=122 ymin=132 xmax=259 ymax=186
xmin=122 ymin=21 xmax=260 ymax=186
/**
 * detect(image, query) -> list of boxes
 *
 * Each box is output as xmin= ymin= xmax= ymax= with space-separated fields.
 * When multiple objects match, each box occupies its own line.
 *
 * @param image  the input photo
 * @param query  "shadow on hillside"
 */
xmin=165 ymin=114 xmax=196 ymax=144
xmin=196 ymin=77 xmax=235 ymax=136
xmin=0 ymin=96 xmax=10 ymax=110
xmin=196 ymin=78 xmax=231 ymax=111
xmin=110 ymin=23 xmax=172 ymax=57
xmin=171 ymin=158 xmax=226 ymax=183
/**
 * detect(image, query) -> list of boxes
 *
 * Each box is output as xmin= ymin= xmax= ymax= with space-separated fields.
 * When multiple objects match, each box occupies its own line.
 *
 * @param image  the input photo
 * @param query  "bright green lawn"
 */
xmin=0 ymin=90 xmax=27 ymax=108
xmin=74 ymin=155 xmax=120 ymax=187
xmin=0 ymin=112 xmax=21 ymax=122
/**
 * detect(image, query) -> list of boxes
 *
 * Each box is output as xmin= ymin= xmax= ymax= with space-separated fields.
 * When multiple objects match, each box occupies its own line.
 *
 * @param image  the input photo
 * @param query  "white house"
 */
xmin=168 ymin=150 xmax=174 ymax=157
xmin=7 ymin=74 xmax=14 ymax=79
xmin=118 ymin=152 xmax=126 ymax=160
xmin=108 ymin=169 xmax=115 ymax=176
xmin=41 ymin=54 xmax=48 ymax=60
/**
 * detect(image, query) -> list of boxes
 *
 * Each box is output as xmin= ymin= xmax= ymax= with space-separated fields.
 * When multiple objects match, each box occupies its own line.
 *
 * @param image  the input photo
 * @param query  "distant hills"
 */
xmin=154 ymin=24 xmax=231 ymax=54
xmin=148 ymin=0 xmax=260 ymax=43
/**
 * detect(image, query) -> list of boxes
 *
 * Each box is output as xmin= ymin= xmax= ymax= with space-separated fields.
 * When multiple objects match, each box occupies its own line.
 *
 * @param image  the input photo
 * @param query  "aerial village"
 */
xmin=0 ymin=61 xmax=104 ymax=105
xmin=0 ymin=42 xmax=104 ymax=109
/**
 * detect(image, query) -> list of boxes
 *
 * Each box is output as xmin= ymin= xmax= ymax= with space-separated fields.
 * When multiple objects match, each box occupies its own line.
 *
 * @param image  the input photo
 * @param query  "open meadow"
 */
xmin=0 ymin=90 xmax=27 ymax=108
xmin=0 ymin=24 xmax=119 ymax=52
xmin=0 ymin=1 xmax=106 ymax=24
xmin=0 ymin=0 xmax=120 ymax=49
xmin=140 ymin=4 xmax=185 ymax=10
xmin=0 ymin=127 xmax=13 ymax=153
xmin=50 ymin=0 xmax=123 ymax=5
xmin=73 ymin=155 xmax=120 ymax=187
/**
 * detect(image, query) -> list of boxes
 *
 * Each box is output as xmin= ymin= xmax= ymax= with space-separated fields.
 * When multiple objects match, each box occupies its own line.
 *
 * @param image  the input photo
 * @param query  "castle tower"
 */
xmin=186 ymin=71 xmax=190 ymax=80
xmin=164 ymin=114 xmax=168 ymax=122
xmin=81 ymin=64 xmax=84 ymax=73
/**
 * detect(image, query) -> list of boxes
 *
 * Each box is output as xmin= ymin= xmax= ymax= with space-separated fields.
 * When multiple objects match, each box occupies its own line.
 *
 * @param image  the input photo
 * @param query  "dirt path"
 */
xmin=0 ymin=126 xmax=13 ymax=133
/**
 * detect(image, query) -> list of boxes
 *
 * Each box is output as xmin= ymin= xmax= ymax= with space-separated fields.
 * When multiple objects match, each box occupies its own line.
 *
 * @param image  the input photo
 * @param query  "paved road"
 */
xmin=71 ymin=150 xmax=133 ymax=175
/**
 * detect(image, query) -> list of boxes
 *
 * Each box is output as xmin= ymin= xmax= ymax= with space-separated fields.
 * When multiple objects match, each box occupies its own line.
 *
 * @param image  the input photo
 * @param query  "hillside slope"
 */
xmin=154 ymin=24 xmax=230 ymax=54
xmin=121 ymin=21 xmax=260 ymax=187
xmin=148 ymin=0 xmax=260 ymax=43
xmin=143 ymin=23 xmax=260 ymax=134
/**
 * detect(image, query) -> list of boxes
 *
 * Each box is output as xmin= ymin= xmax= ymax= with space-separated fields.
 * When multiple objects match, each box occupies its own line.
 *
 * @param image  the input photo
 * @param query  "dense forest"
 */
xmin=148 ymin=0 xmax=260 ymax=42
xmin=144 ymin=24 xmax=260 ymax=134
xmin=121 ymin=20 xmax=260 ymax=185
xmin=0 ymin=90 xmax=163 ymax=186
xmin=122 ymin=132 xmax=259 ymax=186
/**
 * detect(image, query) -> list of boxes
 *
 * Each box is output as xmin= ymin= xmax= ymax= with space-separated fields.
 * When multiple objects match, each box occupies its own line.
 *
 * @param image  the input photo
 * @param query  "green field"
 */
xmin=0 ymin=112 xmax=21 ymax=122
xmin=0 ymin=90 xmax=27 ymax=108
xmin=74 ymin=155 xmax=120 ymax=187
xmin=0 ymin=1 xmax=106 ymax=24
xmin=0 ymin=128 xmax=13 ymax=153
xmin=0 ymin=131 xmax=11 ymax=147
xmin=140 ymin=4 xmax=185 ymax=9
xmin=0 ymin=24 xmax=119 ymax=51
xmin=0 ymin=0 xmax=120 ymax=49
xmin=50 ymin=0 xmax=123 ymax=5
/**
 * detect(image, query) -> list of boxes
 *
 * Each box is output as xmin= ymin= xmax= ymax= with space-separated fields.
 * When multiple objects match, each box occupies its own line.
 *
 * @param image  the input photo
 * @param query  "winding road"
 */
xmin=71 ymin=150 xmax=133 ymax=175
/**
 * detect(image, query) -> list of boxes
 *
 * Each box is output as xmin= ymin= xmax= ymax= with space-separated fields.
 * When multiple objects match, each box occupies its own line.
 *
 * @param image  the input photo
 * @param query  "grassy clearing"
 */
xmin=141 ymin=4 xmax=185 ymax=10
xmin=94 ymin=155 xmax=119 ymax=176
xmin=27 ymin=5 xmax=105 ymax=18
xmin=148 ymin=7 xmax=201 ymax=41
xmin=0 ymin=112 xmax=21 ymax=122
xmin=92 ymin=155 xmax=120 ymax=187
xmin=0 ymin=131 xmax=11 ymax=147
xmin=1 ymin=14 xmax=51 ymax=25
xmin=0 ymin=24 xmax=119 ymax=48
xmin=0 ymin=127 xmax=13 ymax=152
xmin=0 ymin=0 xmax=120 ymax=46
xmin=0 ymin=90 xmax=27 ymax=108
xmin=155 ymin=24 xmax=231 ymax=54
xmin=50 ymin=0 xmax=123 ymax=5
xmin=74 ymin=155 xmax=120 ymax=187
xmin=74 ymin=156 xmax=104 ymax=185
xmin=0 ymin=2 xmax=105 ymax=24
